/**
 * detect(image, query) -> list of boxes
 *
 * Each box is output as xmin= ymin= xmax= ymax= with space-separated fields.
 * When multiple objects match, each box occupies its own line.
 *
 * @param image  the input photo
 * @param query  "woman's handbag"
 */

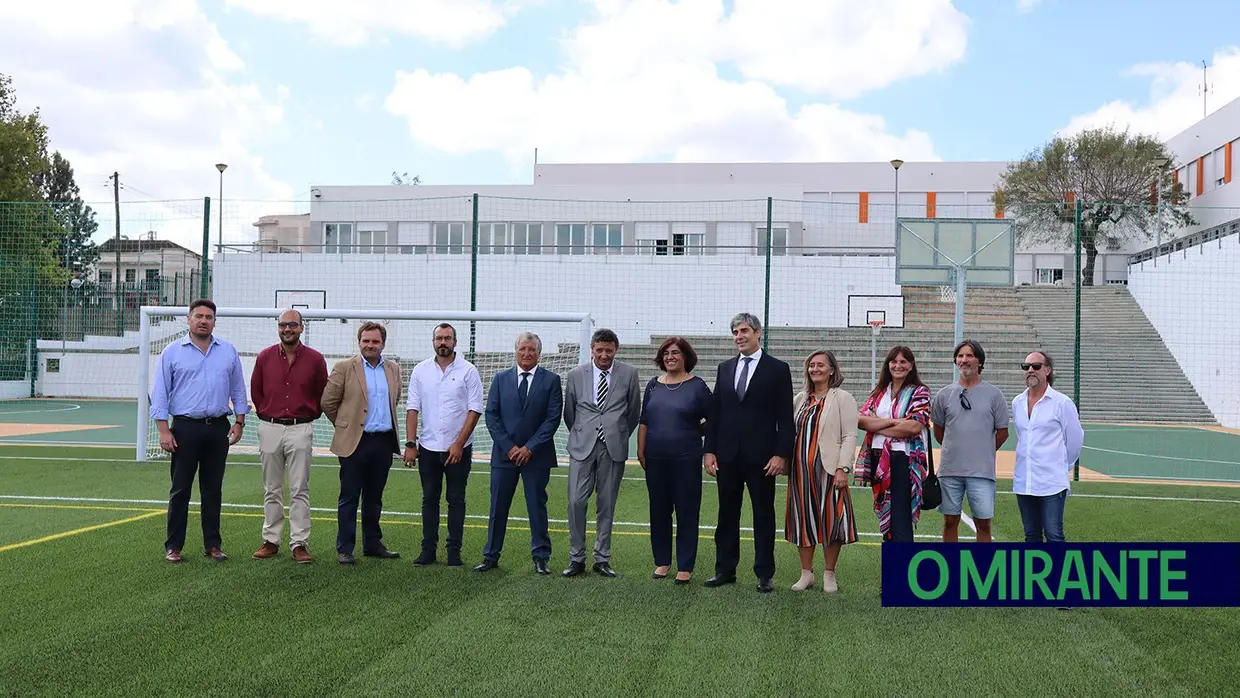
xmin=920 ymin=427 xmax=942 ymax=511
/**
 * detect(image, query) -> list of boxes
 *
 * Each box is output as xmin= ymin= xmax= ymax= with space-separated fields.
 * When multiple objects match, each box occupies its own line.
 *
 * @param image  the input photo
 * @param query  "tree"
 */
xmin=995 ymin=126 xmax=1194 ymax=285
xmin=391 ymin=171 xmax=421 ymax=185
xmin=39 ymin=152 xmax=100 ymax=274
xmin=0 ymin=73 xmax=49 ymax=203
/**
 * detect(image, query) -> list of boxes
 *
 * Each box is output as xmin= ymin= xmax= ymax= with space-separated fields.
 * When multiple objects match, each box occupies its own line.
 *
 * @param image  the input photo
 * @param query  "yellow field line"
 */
xmin=0 ymin=503 xmax=883 ymax=549
xmin=0 ymin=510 xmax=163 ymax=554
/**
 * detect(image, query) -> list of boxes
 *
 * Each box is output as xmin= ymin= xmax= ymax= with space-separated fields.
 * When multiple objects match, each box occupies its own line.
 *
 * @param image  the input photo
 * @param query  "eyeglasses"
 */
xmin=277 ymin=322 xmax=301 ymax=329
xmin=959 ymin=390 xmax=972 ymax=410
xmin=1020 ymin=362 xmax=1044 ymax=371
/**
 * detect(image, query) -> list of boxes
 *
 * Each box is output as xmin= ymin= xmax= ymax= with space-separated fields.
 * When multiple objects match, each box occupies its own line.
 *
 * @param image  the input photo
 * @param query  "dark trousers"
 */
xmin=1016 ymin=490 xmax=1067 ymax=542
xmin=714 ymin=457 xmax=777 ymax=580
xmin=336 ymin=431 xmax=395 ymax=553
xmin=880 ymin=449 xmax=915 ymax=543
xmin=418 ymin=446 xmax=472 ymax=553
xmin=482 ymin=465 xmax=552 ymax=563
xmin=165 ymin=417 xmax=230 ymax=552
xmin=645 ymin=454 xmax=703 ymax=572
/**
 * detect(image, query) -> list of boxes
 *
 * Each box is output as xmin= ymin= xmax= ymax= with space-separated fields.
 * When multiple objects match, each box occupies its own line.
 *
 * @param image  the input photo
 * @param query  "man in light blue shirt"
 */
xmin=150 ymin=299 xmax=248 ymax=563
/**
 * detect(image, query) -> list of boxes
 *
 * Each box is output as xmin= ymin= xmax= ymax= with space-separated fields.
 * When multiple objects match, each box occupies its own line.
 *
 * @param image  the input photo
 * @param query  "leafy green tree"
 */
xmin=995 ymin=126 xmax=1194 ymax=285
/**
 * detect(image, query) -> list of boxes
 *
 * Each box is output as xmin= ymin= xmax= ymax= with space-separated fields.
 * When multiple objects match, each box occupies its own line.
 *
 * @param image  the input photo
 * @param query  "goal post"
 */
xmin=136 ymin=306 xmax=595 ymax=462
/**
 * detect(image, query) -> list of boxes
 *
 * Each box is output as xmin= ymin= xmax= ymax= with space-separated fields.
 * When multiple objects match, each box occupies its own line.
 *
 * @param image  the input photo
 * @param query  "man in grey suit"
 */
xmin=562 ymin=328 xmax=641 ymax=578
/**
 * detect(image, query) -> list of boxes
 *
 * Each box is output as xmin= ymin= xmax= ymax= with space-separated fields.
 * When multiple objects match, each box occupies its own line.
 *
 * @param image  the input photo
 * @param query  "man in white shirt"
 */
xmin=403 ymin=323 xmax=484 ymax=567
xmin=1011 ymin=350 xmax=1084 ymax=543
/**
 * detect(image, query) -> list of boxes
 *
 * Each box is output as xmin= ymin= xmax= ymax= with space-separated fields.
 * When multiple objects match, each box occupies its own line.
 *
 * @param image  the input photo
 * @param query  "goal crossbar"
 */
xmin=136 ymin=305 xmax=595 ymax=461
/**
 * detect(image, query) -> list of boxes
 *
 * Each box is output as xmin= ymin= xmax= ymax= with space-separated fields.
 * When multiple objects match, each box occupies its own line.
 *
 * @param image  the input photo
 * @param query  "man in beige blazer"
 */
xmin=321 ymin=321 xmax=403 ymax=565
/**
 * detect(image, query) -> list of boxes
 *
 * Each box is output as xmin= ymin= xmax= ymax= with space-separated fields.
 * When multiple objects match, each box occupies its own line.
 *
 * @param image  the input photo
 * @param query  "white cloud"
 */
xmin=222 ymin=0 xmax=527 ymax=48
xmin=1060 ymin=47 xmax=1240 ymax=141
xmin=1016 ymin=0 xmax=1043 ymax=13
xmin=0 ymin=0 xmax=294 ymax=253
xmin=384 ymin=0 xmax=957 ymax=168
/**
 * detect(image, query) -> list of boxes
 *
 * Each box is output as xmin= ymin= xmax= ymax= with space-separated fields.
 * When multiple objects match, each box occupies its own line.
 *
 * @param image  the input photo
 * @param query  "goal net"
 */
xmin=136 ymin=307 xmax=594 ymax=462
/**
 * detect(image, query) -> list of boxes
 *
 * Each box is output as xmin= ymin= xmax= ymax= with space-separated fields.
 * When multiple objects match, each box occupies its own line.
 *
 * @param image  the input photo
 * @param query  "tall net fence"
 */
xmin=2 ymin=192 xmax=1238 ymax=482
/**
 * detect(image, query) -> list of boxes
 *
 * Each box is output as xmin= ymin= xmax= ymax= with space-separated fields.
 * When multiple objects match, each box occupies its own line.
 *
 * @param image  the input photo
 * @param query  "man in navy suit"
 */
xmin=703 ymin=312 xmax=795 ymax=593
xmin=474 ymin=332 xmax=563 ymax=575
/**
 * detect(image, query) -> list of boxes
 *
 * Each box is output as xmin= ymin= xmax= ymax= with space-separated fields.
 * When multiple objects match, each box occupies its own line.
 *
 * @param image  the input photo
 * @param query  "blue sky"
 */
xmin=1 ymin=0 xmax=1238 ymax=247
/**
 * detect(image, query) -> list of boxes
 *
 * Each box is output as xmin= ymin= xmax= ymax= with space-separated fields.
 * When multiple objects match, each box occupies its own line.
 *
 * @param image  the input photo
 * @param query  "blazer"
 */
xmin=320 ymin=355 xmax=403 ymax=458
xmin=485 ymin=365 xmax=563 ymax=469
xmin=563 ymin=360 xmax=641 ymax=463
xmin=704 ymin=352 xmax=795 ymax=465
xmin=793 ymin=387 xmax=859 ymax=476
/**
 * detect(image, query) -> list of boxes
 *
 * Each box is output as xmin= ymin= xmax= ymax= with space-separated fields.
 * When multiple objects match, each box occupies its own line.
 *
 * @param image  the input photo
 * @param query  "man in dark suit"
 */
xmin=474 ymin=332 xmax=563 ymax=575
xmin=703 ymin=312 xmax=795 ymax=593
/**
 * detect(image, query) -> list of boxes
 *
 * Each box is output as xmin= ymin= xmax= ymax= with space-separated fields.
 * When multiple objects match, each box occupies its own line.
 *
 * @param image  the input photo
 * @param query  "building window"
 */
xmin=672 ymin=231 xmax=705 ymax=255
xmin=1036 ymin=268 xmax=1064 ymax=285
xmin=511 ymin=223 xmax=542 ymax=255
xmin=356 ymin=224 xmax=388 ymax=253
xmin=556 ymin=224 xmax=588 ymax=255
xmin=756 ymin=226 xmax=788 ymax=256
xmin=434 ymin=222 xmax=465 ymax=254
xmin=324 ymin=223 xmax=353 ymax=254
xmin=591 ymin=223 xmax=622 ymax=255
xmin=478 ymin=223 xmax=508 ymax=255
xmin=125 ymin=268 xmax=136 ymax=283
xmin=98 ymin=270 xmax=113 ymax=284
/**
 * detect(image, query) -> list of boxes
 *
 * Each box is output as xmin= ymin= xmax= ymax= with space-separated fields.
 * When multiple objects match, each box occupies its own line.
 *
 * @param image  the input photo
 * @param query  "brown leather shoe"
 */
xmin=205 ymin=547 xmax=229 ymax=562
xmin=165 ymin=548 xmax=182 ymax=563
xmin=252 ymin=542 xmax=279 ymax=559
xmin=292 ymin=545 xmax=312 ymax=564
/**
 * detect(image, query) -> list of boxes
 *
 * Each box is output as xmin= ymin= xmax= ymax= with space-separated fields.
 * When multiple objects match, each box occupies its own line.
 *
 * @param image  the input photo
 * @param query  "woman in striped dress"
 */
xmin=785 ymin=350 xmax=859 ymax=593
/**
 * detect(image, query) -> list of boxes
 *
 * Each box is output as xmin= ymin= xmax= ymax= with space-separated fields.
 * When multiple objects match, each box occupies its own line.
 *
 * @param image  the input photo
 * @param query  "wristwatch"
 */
xmin=405 ymin=440 xmax=416 ymax=449
xmin=840 ymin=465 xmax=851 ymax=474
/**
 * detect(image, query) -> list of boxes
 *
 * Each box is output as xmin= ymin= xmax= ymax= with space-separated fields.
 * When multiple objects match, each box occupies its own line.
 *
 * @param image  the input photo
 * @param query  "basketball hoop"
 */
xmin=866 ymin=310 xmax=886 ymax=336
xmin=869 ymin=319 xmax=885 ymax=336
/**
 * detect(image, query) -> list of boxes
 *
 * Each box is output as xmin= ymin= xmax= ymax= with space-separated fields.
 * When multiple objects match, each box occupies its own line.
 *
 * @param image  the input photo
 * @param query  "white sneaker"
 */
xmin=791 ymin=569 xmax=815 ymax=591
xmin=823 ymin=571 xmax=838 ymax=593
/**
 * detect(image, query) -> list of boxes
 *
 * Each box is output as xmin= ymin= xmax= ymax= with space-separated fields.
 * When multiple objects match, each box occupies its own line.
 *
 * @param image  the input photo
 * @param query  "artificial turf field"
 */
xmin=1 ymin=444 xmax=1238 ymax=696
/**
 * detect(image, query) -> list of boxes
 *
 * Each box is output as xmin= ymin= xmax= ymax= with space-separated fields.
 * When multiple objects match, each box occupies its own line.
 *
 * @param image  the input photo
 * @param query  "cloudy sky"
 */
xmin=1 ymin=0 xmax=1238 ymax=248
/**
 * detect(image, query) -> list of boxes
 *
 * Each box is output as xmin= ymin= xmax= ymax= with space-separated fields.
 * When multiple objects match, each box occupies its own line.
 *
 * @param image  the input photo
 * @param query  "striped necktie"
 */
xmin=596 ymin=370 xmax=608 ymax=440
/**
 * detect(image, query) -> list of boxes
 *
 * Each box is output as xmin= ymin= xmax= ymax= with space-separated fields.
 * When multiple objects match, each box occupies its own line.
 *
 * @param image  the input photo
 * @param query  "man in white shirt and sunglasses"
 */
xmin=1011 ymin=350 xmax=1085 ymax=543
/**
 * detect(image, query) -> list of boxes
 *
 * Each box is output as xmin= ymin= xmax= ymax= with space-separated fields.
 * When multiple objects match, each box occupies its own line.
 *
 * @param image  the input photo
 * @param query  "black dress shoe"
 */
xmin=704 ymin=573 xmax=737 ymax=587
xmin=757 ymin=578 xmax=774 ymax=593
xmin=533 ymin=559 xmax=550 ymax=575
xmin=363 ymin=547 xmax=400 ymax=559
xmin=592 ymin=562 xmax=618 ymax=578
xmin=337 ymin=552 xmax=355 ymax=565
xmin=473 ymin=559 xmax=498 ymax=572
xmin=414 ymin=550 xmax=436 ymax=566
xmin=446 ymin=550 xmax=463 ymax=567
xmin=674 ymin=576 xmax=691 ymax=586
xmin=561 ymin=561 xmax=586 ymax=577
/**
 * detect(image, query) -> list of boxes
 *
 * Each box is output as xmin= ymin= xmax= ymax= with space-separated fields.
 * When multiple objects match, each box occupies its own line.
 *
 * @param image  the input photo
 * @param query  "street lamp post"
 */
xmin=215 ymin=163 xmax=228 ymax=253
xmin=890 ymin=159 xmax=904 ymax=226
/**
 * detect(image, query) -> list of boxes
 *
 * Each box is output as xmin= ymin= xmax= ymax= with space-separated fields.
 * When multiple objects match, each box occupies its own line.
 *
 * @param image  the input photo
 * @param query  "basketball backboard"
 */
xmin=847 ymin=294 xmax=905 ymax=328
xmin=895 ymin=218 xmax=1015 ymax=286
xmin=275 ymin=290 xmax=327 ymax=320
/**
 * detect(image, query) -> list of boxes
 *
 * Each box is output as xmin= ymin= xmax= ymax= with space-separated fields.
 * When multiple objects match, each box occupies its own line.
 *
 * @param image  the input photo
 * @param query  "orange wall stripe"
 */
xmin=1196 ymin=158 xmax=1204 ymax=195
xmin=859 ymin=192 xmax=869 ymax=223
xmin=926 ymin=192 xmax=936 ymax=218
xmin=1226 ymin=142 xmax=1233 ymax=184
xmin=994 ymin=191 xmax=1005 ymax=218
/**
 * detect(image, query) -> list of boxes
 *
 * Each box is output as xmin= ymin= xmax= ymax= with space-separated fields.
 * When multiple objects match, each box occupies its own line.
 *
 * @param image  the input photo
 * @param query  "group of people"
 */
xmin=151 ymin=300 xmax=1085 ymax=594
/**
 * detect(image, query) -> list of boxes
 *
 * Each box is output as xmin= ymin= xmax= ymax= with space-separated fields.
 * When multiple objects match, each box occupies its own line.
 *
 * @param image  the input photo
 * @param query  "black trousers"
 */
xmin=713 ymin=457 xmax=777 ymax=580
xmin=336 ymin=432 xmax=396 ymax=553
xmin=418 ymin=446 xmax=472 ymax=554
xmin=645 ymin=454 xmax=703 ymax=572
xmin=878 ymin=449 xmax=915 ymax=543
xmin=165 ymin=416 xmax=230 ymax=552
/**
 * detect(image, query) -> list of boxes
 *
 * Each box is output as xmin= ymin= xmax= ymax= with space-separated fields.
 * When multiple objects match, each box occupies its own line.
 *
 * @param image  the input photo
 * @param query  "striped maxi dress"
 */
xmin=785 ymin=393 xmax=858 ymax=547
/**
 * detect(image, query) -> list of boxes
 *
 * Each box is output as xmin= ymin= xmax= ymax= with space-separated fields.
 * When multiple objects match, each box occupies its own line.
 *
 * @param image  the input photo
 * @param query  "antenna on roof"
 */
xmin=1199 ymin=59 xmax=1212 ymax=118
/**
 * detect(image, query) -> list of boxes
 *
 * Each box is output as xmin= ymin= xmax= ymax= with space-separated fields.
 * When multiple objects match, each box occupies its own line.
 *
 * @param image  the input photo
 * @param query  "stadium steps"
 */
xmin=1016 ymin=286 xmax=1216 ymax=425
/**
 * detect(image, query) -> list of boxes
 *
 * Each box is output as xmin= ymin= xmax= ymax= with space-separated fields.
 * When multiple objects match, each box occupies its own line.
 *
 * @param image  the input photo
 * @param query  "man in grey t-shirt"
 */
xmin=931 ymin=340 xmax=1009 ymax=543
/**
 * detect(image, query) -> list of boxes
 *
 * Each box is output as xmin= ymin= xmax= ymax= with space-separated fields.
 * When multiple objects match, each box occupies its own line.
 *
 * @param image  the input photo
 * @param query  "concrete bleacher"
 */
xmin=613 ymin=285 xmax=1217 ymax=426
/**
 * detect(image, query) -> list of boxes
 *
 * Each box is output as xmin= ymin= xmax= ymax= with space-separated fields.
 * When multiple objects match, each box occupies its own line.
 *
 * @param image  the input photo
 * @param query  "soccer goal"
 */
xmin=136 ymin=306 xmax=595 ymax=462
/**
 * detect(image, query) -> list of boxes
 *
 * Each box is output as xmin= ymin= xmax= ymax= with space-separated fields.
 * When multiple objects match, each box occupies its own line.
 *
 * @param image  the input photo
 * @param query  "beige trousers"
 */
xmin=258 ymin=420 xmax=314 ymax=548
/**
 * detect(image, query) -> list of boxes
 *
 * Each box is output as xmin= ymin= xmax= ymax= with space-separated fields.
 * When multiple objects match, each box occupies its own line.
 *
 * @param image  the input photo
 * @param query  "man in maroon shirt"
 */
xmin=250 ymin=309 xmax=329 ymax=563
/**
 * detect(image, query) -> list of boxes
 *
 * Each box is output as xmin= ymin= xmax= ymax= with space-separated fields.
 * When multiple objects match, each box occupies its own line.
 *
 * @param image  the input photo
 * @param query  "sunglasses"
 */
xmin=959 ymin=390 xmax=971 ymax=410
xmin=1020 ymin=362 xmax=1044 ymax=371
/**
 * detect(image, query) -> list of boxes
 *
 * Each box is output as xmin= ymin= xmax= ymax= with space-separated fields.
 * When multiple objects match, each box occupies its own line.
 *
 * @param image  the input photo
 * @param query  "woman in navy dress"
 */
xmin=637 ymin=337 xmax=711 ymax=584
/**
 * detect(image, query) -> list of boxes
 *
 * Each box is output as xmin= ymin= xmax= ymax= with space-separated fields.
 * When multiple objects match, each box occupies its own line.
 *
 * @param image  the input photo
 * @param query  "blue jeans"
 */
xmin=1016 ymin=490 xmax=1067 ymax=543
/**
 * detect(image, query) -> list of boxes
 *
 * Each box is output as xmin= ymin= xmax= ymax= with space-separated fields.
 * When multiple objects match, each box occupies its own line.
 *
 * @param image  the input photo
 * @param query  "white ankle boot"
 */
xmin=823 ymin=570 xmax=838 ymax=593
xmin=791 ymin=569 xmax=815 ymax=591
